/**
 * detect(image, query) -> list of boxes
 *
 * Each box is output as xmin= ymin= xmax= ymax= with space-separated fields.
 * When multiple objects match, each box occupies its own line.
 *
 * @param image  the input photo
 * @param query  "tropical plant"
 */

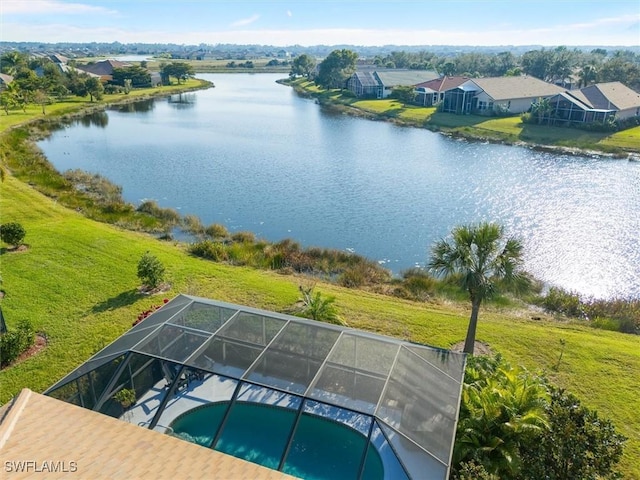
xmin=137 ymin=251 xmax=165 ymax=289
xmin=113 ymin=388 xmax=136 ymax=409
xmin=295 ymin=284 xmax=344 ymax=325
xmin=428 ymin=222 xmax=526 ymax=354
xmin=453 ymin=355 xmax=549 ymax=478
xmin=0 ymin=222 xmax=26 ymax=248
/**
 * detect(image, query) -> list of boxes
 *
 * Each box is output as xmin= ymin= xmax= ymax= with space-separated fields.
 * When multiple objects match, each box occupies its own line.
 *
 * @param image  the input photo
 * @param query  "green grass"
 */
xmin=0 ymin=174 xmax=638 ymax=478
xmin=1 ymin=76 xmax=639 ymax=477
xmin=0 ymin=78 xmax=210 ymax=132
xmin=285 ymin=79 xmax=640 ymax=154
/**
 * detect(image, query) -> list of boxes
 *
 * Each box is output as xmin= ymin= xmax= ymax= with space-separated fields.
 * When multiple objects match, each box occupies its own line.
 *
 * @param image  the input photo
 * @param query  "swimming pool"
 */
xmin=169 ymin=401 xmax=384 ymax=480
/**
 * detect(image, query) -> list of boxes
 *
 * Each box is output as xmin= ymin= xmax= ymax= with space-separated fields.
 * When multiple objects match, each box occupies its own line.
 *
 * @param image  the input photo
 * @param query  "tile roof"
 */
xmin=470 ymin=76 xmax=565 ymax=101
xmin=0 ymin=389 xmax=297 ymax=480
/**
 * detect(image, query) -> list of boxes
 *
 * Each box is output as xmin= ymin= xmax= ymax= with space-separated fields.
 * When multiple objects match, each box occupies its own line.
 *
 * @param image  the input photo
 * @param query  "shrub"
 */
xmin=137 ymin=252 xmax=165 ymax=289
xmin=182 ymin=214 xmax=205 ymax=236
xmin=0 ymin=319 xmax=34 ymax=367
xmin=0 ymin=222 xmax=26 ymax=248
xmin=231 ymin=231 xmax=256 ymax=243
xmin=205 ymin=223 xmax=228 ymax=239
xmin=189 ymin=240 xmax=228 ymax=262
xmin=542 ymin=287 xmax=583 ymax=317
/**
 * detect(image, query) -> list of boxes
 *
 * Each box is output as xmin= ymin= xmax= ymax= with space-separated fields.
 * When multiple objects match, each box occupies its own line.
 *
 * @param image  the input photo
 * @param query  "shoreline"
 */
xmin=278 ymin=77 xmax=638 ymax=159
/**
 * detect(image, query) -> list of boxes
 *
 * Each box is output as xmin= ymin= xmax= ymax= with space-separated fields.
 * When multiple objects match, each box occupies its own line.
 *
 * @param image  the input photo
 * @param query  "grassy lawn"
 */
xmin=0 ymin=173 xmax=639 ymax=477
xmin=287 ymin=80 xmax=640 ymax=154
xmin=1 ymin=76 xmax=639 ymax=477
xmin=0 ymin=78 xmax=210 ymax=132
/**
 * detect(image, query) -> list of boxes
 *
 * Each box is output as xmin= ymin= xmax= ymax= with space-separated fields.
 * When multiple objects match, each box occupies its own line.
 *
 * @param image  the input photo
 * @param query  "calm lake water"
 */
xmin=38 ymin=74 xmax=640 ymax=300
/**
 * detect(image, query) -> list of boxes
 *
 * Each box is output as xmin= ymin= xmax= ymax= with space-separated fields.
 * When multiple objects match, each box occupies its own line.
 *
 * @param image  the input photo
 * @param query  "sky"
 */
xmin=1 ymin=0 xmax=639 ymax=47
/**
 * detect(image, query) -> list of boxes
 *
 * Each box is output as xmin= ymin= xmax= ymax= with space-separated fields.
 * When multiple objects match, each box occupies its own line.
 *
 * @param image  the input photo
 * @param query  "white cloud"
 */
xmin=287 ymin=10 xmax=292 ymax=17
xmin=230 ymin=14 xmax=260 ymax=28
xmin=1 ymin=0 xmax=117 ymax=15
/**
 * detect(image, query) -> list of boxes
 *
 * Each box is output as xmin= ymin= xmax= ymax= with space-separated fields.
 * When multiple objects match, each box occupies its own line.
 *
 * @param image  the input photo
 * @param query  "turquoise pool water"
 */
xmin=169 ymin=401 xmax=384 ymax=480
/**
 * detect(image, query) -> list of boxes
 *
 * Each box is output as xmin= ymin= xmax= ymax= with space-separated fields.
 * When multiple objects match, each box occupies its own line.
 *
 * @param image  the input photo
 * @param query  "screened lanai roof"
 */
xmin=46 ymin=294 xmax=466 ymax=480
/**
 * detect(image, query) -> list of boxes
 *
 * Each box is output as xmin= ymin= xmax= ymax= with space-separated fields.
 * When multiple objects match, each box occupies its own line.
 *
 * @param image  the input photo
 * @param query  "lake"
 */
xmin=37 ymin=73 xmax=640 ymax=300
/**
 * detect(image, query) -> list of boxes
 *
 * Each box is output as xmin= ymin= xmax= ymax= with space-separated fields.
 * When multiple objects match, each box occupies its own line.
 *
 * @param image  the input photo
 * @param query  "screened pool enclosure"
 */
xmin=46 ymin=295 xmax=466 ymax=480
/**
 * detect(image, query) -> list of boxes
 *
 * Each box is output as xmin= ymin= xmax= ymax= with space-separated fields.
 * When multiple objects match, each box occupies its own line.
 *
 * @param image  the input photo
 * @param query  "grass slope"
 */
xmin=1 ymin=174 xmax=638 ymax=477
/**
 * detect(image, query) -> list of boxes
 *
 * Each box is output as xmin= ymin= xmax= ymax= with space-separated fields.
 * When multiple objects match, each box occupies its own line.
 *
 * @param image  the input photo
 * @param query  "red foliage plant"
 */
xmin=133 ymin=298 xmax=169 ymax=326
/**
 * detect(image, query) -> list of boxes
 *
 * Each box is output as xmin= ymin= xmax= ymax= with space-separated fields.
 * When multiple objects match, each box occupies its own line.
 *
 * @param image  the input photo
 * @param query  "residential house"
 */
xmin=547 ymin=82 xmax=640 ymax=124
xmin=414 ymin=76 xmax=469 ymax=107
xmin=442 ymin=76 xmax=565 ymax=115
xmin=346 ymin=69 xmax=439 ymax=99
xmin=76 ymin=59 xmax=132 ymax=82
xmin=0 ymin=73 xmax=13 ymax=91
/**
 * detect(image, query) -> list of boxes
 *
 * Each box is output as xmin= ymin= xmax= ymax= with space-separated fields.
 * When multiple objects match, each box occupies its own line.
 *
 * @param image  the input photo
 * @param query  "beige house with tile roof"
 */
xmin=0 ymin=389 xmax=297 ymax=480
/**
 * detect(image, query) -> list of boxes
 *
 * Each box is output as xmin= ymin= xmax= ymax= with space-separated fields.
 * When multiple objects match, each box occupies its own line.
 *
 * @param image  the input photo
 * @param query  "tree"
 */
xmin=290 ymin=54 xmax=316 ymax=79
xmin=0 ymin=222 xmax=26 ymax=248
xmin=428 ymin=223 xmax=525 ymax=354
xmin=315 ymin=49 xmax=358 ymax=89
xmin=137 ymin=251 xmax=165 ymax=290
xmin=160 ymin=62 xmax=194 ymax=85
xmin=111 ymin=65 xmax=151 ymax=88
xmin=32 ymin=89 xmax=51 ymax=114
xmin=530 ymin=97 xmax=553 ymax=125
xmin=390 ymin=85 xmax=416 ymax=104
xmin=85 ymin=76 xmax=104 ymax=102
xmin=519 ymin=387 xmax=626 ymax=480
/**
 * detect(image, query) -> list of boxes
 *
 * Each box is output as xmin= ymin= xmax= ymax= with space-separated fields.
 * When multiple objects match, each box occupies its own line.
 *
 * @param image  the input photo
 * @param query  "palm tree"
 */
xmin=428 ymin=222 xmax=525 ymax=354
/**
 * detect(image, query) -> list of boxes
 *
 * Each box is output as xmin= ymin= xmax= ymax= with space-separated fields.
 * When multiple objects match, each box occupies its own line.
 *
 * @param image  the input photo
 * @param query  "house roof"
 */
xmin=415 ymin=76 xmax=469 ymax=92
xmin=0 ymin=388 xmax=296 ymax=480
xmin=0 ymin=73 xmax=13 ymax=84
xmin=77 ymin=59 xmax=132 ymax=76
xmin=468 ymin=76 xmax=565 ymax=101
xmin=375 ymin=69 xmax=440 ymax=87
xmin=567 ymin=82 xmax=640 ymax=110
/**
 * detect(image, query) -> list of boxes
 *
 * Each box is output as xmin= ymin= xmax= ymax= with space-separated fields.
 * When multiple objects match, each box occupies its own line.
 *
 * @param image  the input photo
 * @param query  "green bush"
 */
xmin=137 ymin=252 xmax=165 ymax=289
xmin=0 ymin=222 xmax=26 ymax=248
xmin=205 ymin=223 xmax=228 ymax=239
xmin=231 ymin=231 xmax=256 ymax=243
xmin=0 ymin=319 xmax=34 ymax=367
xmin=189 ymin=240 xmax=228 ymax=262
xmin=542 ymin=287 xmax=583 ymax=317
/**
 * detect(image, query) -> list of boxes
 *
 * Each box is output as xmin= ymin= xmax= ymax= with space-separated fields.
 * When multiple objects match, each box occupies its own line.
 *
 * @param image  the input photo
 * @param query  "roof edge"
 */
xmin=0 ymin=388 xmax=32 ymax=450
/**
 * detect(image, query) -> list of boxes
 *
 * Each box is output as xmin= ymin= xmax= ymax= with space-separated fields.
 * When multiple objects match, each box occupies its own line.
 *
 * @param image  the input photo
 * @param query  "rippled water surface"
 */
xmin=38 ymin=74 xmax=640 ymax=299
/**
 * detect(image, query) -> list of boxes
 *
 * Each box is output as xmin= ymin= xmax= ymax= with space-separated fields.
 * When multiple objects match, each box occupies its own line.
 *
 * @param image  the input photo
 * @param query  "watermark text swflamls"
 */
xmin=5 ymin=460 xmax=78 ymax=473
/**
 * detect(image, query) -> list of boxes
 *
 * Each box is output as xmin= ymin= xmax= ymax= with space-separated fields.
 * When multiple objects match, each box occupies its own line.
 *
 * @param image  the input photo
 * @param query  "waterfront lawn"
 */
xmin=0 ymin=78 xmax=209 ymax=132
xmin=1 ymin=173 xmax=639 ymax=478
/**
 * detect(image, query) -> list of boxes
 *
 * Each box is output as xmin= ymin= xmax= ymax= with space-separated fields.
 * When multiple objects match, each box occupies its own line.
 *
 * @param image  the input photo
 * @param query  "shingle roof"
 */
xmin=470 ymin=76 xmax=565 ymax=101
xmin=0 ymin=389 xmax=297 ymax=480
xmin=568 ymin=82 xmax=640 ymax=110
xmin=376 ymin=69 xmax=440 ymax=87
xmin=415 ymin=76 xmax=469 ymax=92
xmin=77 ymin=59 xmax=132 ymax=76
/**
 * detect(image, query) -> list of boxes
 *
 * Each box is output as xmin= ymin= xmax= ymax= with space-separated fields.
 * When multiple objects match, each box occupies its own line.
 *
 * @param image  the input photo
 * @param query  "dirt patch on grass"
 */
xmin=451 ymin=340 xmax=493 ymax=356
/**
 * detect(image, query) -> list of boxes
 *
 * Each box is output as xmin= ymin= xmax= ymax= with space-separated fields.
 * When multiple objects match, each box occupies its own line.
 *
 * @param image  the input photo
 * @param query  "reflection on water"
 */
xmin=37 ymin=74 xmax=640 ymax=300
xmin=78 ymin=111 xmax=109 ymax=128
xmin=111 ymin=98 xmax=156 ymax=113
xmin=167 ymin=93 xmax=196 ymax=109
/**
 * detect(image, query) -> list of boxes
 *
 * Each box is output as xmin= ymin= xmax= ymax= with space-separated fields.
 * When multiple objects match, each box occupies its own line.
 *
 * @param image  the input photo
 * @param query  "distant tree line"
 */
xmin=292 ymin=46 xmax=640 ymax=92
